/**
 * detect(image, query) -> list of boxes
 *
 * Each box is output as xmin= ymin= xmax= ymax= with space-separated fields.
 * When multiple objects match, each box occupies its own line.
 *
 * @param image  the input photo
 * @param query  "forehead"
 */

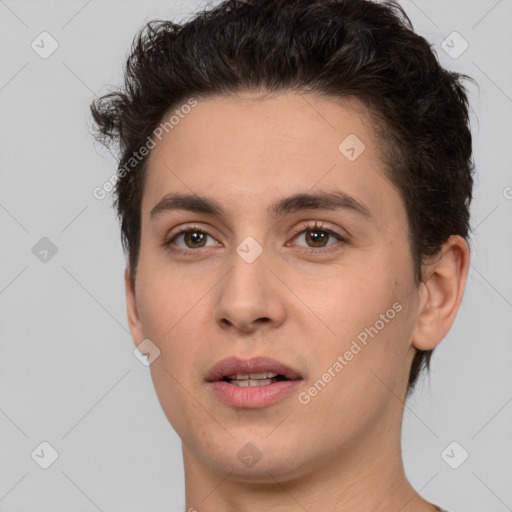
xmin=149 ymin=91 xmax=377 ymax=163
xmin=141 ymin=91 xmax=403 ymax=225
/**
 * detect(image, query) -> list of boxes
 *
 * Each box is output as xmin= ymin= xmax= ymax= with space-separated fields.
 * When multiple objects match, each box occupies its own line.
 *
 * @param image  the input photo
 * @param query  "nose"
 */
xmin=213 ymin=247 xmax=286 ymax=335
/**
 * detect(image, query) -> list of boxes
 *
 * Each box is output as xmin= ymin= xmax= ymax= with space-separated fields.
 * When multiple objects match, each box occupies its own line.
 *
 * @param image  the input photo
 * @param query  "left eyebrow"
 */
xmin=149 ymin=190 xmax=373 ymax=221
xmin=269 ymin=190 xmax=373 ymax=220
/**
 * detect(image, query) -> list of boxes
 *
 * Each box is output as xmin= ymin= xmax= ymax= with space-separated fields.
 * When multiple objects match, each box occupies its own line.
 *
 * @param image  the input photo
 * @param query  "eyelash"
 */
xmin=164 ymin=221 xmax=348 ymax=257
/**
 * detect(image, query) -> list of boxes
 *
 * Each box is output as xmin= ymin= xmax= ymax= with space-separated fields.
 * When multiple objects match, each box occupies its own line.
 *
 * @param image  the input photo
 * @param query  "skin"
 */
xmin=125 ymin=91 xmax=469 ymax=511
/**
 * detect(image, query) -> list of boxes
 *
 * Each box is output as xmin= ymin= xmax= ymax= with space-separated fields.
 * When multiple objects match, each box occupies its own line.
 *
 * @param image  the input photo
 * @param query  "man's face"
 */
xmin=127 ymin=92 xmax=421 ymax=480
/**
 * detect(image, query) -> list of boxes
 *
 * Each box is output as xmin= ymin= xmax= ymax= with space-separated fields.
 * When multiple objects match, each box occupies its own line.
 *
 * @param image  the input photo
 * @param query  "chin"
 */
xmin=197 ymin=438 xmax=310 ymax=483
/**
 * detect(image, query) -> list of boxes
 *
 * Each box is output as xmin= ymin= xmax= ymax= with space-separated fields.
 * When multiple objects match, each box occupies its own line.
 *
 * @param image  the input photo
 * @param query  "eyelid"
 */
xmin=289 ymin=220 xmax=346 ymax=241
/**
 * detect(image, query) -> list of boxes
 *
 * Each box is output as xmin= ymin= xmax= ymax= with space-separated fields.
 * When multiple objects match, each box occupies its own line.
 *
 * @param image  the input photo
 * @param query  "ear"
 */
xmin=411 ymin=235 xmax=470 ymax=351
xmin=125 ymin=267 xmax=145 ymax=347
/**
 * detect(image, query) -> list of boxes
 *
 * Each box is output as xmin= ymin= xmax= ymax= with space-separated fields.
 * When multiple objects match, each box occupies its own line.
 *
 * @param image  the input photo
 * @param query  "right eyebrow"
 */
xmin=150 ymin=193 xmax=224 ymax=219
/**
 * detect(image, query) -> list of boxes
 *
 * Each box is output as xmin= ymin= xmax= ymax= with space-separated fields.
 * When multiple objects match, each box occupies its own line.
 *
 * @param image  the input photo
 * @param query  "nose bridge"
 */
xmin=213 ymin=237 xmax=286 ymax=331
xmin=223 ymin=219 xmax=270 ymax=292
xmin=222 ymin=240 xmax=269 ymax=307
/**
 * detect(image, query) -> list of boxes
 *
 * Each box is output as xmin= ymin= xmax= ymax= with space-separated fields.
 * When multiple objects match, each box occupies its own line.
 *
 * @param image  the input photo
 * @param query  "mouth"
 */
xmin=205 ymin=356 xmax=303 ymax=408
xmin=205 ymin=356 xmax=303 ymax=384
xmin=221 ymin=372 xmax=290 ymax=387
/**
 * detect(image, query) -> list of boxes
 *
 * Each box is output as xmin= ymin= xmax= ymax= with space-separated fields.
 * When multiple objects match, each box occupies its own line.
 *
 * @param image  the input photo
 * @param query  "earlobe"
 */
xmin=411 ymin=235 xmax=470 ymax=351
xmin=125 ymin=267 xmax=144 ymax=346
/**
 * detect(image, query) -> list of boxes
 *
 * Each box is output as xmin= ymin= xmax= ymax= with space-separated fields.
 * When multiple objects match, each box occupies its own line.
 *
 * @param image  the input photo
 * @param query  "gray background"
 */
xmin=1 ymin=0 xmax=511 ymax=511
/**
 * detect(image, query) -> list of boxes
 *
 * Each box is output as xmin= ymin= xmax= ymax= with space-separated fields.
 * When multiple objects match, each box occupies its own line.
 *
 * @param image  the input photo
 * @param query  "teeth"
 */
xmin=226 ymin=372 xmax=279 ymax=380
xmin=228 ymin=378 xmax=277 ymax=387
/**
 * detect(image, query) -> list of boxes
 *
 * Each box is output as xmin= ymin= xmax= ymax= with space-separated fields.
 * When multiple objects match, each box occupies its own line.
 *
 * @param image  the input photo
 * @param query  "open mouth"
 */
xmin=204 ymin=355 xmax=305 ymax=408
xmin=206 ymin=358 xmax=303 ymax=408
xmin=221 ymin=372 xmax=290 ymax=387
xmin=206 ymin=356 xmax=302 ymax=383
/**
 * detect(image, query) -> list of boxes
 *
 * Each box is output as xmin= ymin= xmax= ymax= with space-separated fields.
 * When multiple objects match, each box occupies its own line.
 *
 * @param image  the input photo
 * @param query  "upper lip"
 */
xmin=205 ymin=356 xmax=303 ymax=382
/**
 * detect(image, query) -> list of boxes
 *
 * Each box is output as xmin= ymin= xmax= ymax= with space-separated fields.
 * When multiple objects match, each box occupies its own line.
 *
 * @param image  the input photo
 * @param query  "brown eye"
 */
xmin=288 ymin=221 xmax=348 ymax=255
xmin=293 ymin=227 xmax=341 ymax=249
xmin=182 ymin=231 xmax=208 ymax=248
xmin=165 ymin=227 xmax=219 ymax=252
xmin=304 ymin=228 xmax=330 ymax=247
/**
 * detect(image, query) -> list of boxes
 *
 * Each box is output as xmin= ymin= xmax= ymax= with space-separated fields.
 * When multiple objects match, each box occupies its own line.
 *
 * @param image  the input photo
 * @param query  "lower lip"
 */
xmin=207 ymin=379 xmax=302 ymax=409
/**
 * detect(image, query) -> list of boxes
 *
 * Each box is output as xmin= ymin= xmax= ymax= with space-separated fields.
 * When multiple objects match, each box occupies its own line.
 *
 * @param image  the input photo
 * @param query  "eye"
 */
xmin=289 ymin=221 xmax=347 ymax=253
xmin=163 ymin=221 xmax=348 ymax=257
xmin=165 ymin=225 xmax=220 ymax=253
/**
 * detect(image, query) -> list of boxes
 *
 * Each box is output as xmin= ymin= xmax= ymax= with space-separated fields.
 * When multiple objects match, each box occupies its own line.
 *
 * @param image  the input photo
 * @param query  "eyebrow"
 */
xmin=150 ymin=190 xmax=373 ymax=221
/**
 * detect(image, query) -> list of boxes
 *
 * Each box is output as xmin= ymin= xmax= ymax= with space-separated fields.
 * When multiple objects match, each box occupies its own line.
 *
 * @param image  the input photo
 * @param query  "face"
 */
xmin=126 ymin=92 xmax=422 ymax=482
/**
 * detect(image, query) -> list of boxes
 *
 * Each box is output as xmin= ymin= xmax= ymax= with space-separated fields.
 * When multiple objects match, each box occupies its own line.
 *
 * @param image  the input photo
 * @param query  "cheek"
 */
xmin=310 ymin=257 xmax=415 ymax=390
xmin=135 ymin=255 xmax=207 ymax=341
xmin=298 ymin=293 xmax=415 ymax=445
xmin=136 ymin=273 xmax=210 ymax=437
xmin=136 ymin=282 xmax=177 ymax=340
xmin=135 ymin=259 xmax=217 ymax=378
xmin=311 ymin=265 xmax=400 ymax=340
